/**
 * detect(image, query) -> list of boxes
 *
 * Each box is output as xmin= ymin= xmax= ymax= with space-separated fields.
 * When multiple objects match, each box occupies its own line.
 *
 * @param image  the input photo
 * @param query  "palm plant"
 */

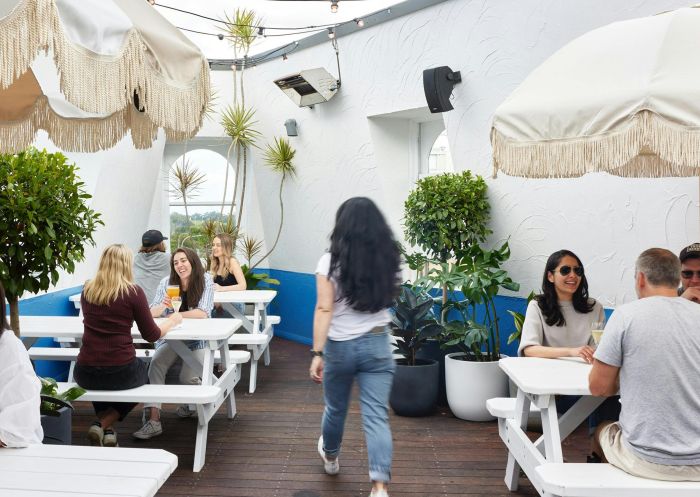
xmin=252 ymin=137 xmax=297 ymax=269
xmin=170 ymin=158 xmax=206 ymax=223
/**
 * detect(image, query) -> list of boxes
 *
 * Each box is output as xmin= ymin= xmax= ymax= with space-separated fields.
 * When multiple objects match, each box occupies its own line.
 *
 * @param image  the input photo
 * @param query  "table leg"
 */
xmin=218 ymin=341 xmax=237 ymax=418
xmin=222 ymin=303 xmax=254 ymax=333
xmin=540 ymin=394 xmax=563 ymax=463
xmin=533 ymin=395 xmax=605 ymax=453
xmin=504 ymin=389 xmax=531 ymax=491
xmin=168 ymin=341 xmax=212 ymax=385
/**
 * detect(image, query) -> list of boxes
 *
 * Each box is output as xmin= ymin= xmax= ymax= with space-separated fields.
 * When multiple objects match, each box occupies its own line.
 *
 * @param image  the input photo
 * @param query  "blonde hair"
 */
xmin=83 ymin=244 xmax=136 ymax=306
xmin=210 ymin=233 xmax=236 ymax=277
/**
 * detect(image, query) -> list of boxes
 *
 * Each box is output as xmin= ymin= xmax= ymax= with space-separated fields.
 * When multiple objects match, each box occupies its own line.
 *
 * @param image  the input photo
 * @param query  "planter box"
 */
xmin=445 ymin=353 xmax=508 ymax=421
xmin=40 ymin=406 xmax=72 ymax=445
xmin=389 ymin=358 xmax=439 ymax=417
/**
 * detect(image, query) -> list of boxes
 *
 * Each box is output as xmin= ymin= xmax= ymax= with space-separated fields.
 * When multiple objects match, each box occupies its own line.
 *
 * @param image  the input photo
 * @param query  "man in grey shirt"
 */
xmin=589 ymin=248 xmax=700 ymax=480
xmin=133 ymin=230 xmax=171 ymax=304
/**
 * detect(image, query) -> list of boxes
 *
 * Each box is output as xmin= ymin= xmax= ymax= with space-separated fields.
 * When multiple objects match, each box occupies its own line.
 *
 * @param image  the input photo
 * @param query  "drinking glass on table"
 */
xmin=591 ymin=320 xmax=606 ymax=345
xmin=171 ymin=297 xmax=182 ymax=313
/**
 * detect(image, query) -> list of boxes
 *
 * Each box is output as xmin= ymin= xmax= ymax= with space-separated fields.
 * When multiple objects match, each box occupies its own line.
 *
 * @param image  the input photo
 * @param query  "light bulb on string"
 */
xmin=355 ymin=18 xmax=365 ymax=28
xmin=330 ymin=1 xmax=339 ymax=13
xmin=327 ymin=28 xmax=335 ymax=39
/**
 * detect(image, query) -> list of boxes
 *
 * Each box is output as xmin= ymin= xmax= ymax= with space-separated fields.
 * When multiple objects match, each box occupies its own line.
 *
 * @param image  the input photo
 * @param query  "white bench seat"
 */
xmin=227 ymin=316 xmax=280 ymax=394
xmin=487 ymin=397 xmax=541 ymax=418
xmin=55 ymin=362 xmax=242 ymax=472
xmin=535 ymin=463 xmax=700 ymax=497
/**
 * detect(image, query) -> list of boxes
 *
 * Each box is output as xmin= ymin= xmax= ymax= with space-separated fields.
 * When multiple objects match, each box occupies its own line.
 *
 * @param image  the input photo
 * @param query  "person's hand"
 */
xmin=571 ymin=345 xmax=595 ymax=363
xmin=169 ymin=312 xmax=183 ymax=327
xmin=162 ymin=295 xmax=172 ymax=308
xmin=309 ymin=356 xmax=324 ymax=383
xmin=681 ymin=287 xmax=700 ymax=303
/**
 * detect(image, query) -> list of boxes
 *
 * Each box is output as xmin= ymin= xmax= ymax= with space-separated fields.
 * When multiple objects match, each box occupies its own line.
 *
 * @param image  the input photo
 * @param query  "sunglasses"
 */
xmin=554 ymin=265 xmax=584 ymax=277
xmin=681 ymin=270 xmax=700 ymax=279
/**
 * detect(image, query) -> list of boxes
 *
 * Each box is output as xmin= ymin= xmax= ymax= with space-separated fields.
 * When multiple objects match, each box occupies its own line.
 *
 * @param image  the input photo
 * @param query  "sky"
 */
xmin=155 ymin=0 xmax=401 ymax=59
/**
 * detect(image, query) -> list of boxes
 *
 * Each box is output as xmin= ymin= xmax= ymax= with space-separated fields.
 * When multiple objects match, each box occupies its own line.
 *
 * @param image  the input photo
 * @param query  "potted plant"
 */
xmin=419 ymin=242 xmax=520 ymax=421
xmin=389 ymin=286 xmax=444 ymax=416
xmin=39 ymin=377 xmax=85 ymax=445
xmin=402 ymin=171 xmax=492 ymax=404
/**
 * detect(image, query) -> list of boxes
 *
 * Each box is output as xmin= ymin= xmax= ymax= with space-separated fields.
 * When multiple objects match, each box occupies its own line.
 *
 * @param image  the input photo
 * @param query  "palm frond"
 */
xmin=239 ymin=235 xmax=264 ymax=266
xmin=220 ymin=104 xmax=261 ymax=148
xmin=169 ymin=158 xmax=207 ymax=200
xmin=222 ymin=9 xmax=261 ymax=53
xmin=263 ymin=137 xmax=297 ymax=178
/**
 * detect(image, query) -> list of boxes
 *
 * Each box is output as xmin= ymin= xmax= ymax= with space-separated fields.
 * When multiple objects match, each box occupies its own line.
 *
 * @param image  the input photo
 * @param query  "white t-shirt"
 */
xmin=594 ymin=296 xmax=700 ymax=465
xmin=518 ymin=298 xmax=604 ymax=356
xmin=0 ymin=330 xmax=43 ymax=447
xmin=315 ymin=253 xmax=391 ymax=341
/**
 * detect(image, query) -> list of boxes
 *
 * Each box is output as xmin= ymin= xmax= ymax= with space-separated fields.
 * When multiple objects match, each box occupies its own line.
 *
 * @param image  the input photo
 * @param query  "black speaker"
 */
xmin=423 ymin=66 xmax=461 ymax=113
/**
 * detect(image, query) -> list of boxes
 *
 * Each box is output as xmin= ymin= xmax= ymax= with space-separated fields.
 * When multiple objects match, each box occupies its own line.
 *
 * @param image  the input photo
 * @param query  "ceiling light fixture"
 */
xmin=330 ymin=1 xmax=339 ymax=13
xmin=327 ymin=28 xmax=335 ymax=39
xmin=355 ymin=18 xmax=365 ymax=28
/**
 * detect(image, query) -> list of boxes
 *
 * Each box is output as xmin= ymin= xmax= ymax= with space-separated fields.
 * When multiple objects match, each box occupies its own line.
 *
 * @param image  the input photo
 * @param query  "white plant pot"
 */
xmin=445 ymin=352 xmax=509 ymax=421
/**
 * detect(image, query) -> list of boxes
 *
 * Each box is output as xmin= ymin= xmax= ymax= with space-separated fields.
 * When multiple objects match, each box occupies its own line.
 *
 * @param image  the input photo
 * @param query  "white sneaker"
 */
xmin=317 ymin=436 xmax=340 ymax=475
xmin=132 ymin=420 xmax=163 ymax=440
xmin=176 ymin=404 xmax=196 ymax=418
xmin=369 ymin=490 xmax=389 ymax=497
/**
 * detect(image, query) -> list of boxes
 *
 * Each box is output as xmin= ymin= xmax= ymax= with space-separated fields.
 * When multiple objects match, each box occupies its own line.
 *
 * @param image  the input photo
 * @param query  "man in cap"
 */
xmin=133 ymin=230 xmax=170 ymax=304
xmin=679 ymin=243 xmax=700 ymax=303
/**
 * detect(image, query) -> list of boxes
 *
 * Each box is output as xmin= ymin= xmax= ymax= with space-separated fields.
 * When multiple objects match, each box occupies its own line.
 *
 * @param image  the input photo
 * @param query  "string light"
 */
xmin=258 ymin=27 xmax=265 ymax=36
xmin=355 ymin=18 xmax=365 ymax=28
xmin=282 ymin=54 xmax=288 ymax=61
xmin=327 ymin=28 xmax=335 ymax=39
xmin=330 ymin=1 xmax=339 ymax=13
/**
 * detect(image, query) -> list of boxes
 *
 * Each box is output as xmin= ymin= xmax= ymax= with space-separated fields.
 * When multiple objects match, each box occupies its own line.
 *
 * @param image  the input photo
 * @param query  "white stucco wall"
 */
xmin=205 ymin=0 xmax=696 ymax=307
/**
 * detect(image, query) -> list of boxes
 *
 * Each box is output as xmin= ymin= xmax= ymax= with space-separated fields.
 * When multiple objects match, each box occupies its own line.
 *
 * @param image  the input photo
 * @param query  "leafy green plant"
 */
xmin=0 ymin=148 xmax=102 ymax=335
xmin=170 ymin=157 xmax=206 ymax=223
xmin=390 ymin=286 xmax=445 ymax=366
xmin=507 ymin=291 xmax=536 ymax=345
xmin=404 ymin=171 xmax=490 ymax=263
xmin=241 ymin=264 xmax=280 ymax=290
xmin=417 ymin=242 xmax=519 ymax=362
xmin=39 ymin=377 xmax=85 ymax=416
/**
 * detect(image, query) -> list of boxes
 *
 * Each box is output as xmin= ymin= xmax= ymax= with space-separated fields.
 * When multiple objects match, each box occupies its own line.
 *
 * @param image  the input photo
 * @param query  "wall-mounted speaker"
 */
xmin=423 ymin=66 xmax=461 ymax=113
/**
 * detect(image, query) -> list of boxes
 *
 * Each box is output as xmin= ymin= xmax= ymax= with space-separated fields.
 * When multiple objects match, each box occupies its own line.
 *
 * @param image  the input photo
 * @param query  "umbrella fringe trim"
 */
xmin=1 ymin=0 xmax=208 ymax=139
xmin=0 ymin=0 xmax=51 ymax=89
xmin=0 ymin=95 xmax=160 ymax=153
xmin=492 ymin=110 xmax=700 ymax=178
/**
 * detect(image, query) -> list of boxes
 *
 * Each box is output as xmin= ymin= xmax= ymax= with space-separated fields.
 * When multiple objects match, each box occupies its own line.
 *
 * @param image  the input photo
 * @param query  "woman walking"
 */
xmin=309 ymin=197 xmax=401 ymax=497
xmin=75 ymin=244 xmax=182 ymax=447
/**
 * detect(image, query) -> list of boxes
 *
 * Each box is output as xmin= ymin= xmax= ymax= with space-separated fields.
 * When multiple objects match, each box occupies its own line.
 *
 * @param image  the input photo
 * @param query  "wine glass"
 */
xmin=591 ymin=320 xmax=605 ymax=345
xmin=171 ymin=296 xmax=182 ymax=313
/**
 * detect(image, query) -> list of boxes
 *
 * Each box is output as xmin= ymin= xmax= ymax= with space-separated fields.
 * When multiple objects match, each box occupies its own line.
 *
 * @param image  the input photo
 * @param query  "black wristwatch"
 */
xmin=309 ymin=349 xmax=324 ymax=358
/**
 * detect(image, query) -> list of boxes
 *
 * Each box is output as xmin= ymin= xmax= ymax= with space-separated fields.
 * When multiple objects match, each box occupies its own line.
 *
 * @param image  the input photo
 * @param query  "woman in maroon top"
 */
xmin=74 ymin=244 xmax=182 ymax=447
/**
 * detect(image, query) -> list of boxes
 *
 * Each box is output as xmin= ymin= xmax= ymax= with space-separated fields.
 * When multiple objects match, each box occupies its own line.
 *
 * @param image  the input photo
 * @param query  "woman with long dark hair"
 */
xmin=309 ymin=197 xmax=401 ymax=497
xmin=133 ymin=247 xmax=214 ymax=440
xmin=0 ymin=282 xmax=43 ymax=447
xmin=519 ymin=249 xmax=604 ymax=362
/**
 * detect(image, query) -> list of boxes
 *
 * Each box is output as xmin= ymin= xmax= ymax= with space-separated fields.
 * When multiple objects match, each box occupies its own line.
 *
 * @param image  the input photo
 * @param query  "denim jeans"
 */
xmin=321 ymin=329 xmax=396 ymax=483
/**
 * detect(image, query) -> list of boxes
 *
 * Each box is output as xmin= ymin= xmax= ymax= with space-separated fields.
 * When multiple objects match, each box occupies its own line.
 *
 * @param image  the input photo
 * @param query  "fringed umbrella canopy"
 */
xmin=491 ymin=7 xmax=700 ymax=179
xmin=0 ymin=0 xmax=211 ymax=152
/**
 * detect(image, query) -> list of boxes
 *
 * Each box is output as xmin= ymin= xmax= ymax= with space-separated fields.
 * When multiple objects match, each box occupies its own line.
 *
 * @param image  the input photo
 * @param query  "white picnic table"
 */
xmin=498 ymin=357 xmax=605 ymax=495
xmin=0 ymin=444 xmax=176 ymax=497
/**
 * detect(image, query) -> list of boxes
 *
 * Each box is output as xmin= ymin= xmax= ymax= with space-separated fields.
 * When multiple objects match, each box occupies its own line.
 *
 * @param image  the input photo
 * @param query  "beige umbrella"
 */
xmin=491 ymin=6 xmax=700 ymax=179
xmin=0 ymin=0 xmax=210 ymax=152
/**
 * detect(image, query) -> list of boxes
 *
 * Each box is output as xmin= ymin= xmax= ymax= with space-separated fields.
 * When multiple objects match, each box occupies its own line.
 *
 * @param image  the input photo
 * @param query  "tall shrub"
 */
xmin=0 ymin=148 xmax=102 ymax=334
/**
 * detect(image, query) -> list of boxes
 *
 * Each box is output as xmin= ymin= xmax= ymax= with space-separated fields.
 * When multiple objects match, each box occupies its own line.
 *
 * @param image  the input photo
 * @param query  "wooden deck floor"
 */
xmin=70 ymin=338 xmax=590 ymax=497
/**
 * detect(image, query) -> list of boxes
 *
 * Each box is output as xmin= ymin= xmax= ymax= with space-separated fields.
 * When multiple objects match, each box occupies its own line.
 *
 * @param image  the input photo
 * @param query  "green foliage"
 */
xmin=507 ymin=291 xmax=536 ymax=345
xmin=0 ymin=148 xmax=102 ymax=332
xmin=220 ymin=104 xmax=261 ymax=150
xmin=263 ymin=137 xmax=297 ymax=178
xmin=241 ymin=264 xmax=280 ymax=290
xmin=404 ymin=171 xmax=490 ymax=262
xmin=390 ymin=286 xmax=445 ymax=366
xmin=39 ymin=377 xmax=85 ymax=416
xmin=222 ymin=8 xmax=260 ymax=54
xmin=416 ymin=242 xmax=519 ymax=362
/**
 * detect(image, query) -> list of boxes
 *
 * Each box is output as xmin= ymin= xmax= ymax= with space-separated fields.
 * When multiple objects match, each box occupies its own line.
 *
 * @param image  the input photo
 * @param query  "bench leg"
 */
xmin=505 ymin=390 xmax=531 ymax=491
xmin=193 ymin=420 xmax=209 ymax=472
xmin=263 ymin=343 xmax=271 ymax=366
xmin=248 ymin=358 xmax=258 ymax=393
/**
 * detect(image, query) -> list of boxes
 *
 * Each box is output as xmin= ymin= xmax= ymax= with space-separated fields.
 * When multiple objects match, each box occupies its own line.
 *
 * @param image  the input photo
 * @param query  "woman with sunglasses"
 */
xmin=518 ymin=249 xmax=605 ymax=363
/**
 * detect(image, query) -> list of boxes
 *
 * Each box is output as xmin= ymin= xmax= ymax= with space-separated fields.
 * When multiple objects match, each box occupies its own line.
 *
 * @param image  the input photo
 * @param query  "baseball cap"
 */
xmin=142 ymin=229 xmax=168 ymax=247
xmin=679 ymin=243 xmax=700 ymax=263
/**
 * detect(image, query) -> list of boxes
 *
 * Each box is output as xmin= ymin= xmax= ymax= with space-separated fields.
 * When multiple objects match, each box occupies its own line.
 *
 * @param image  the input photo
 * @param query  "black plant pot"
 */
xmin=416 ymin=340 xmax=461 ymax=406
xmin=41 ymin=406 xmax=72 ymax=445
xmin=389 ymin=358 xmax=439 ymax=417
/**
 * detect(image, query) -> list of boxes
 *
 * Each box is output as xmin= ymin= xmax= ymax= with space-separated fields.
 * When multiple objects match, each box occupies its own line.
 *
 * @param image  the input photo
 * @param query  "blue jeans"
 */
xmin=322 ymin=329 xmax=395 ymax=483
